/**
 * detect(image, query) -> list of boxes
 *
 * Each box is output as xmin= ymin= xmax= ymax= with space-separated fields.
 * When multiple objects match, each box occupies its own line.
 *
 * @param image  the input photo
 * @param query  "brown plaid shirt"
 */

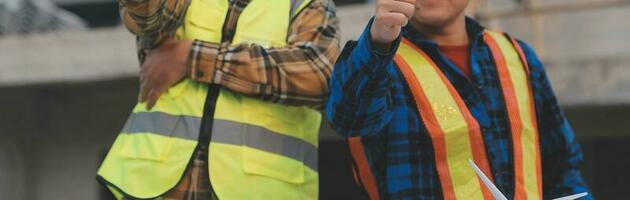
xmin=120 ymin=0 xmax=340 ymax=108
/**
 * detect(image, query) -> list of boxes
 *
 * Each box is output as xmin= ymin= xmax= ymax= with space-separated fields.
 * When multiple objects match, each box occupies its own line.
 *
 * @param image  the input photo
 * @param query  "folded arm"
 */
xmin=187 ymin=0 xmax=340 ymax=108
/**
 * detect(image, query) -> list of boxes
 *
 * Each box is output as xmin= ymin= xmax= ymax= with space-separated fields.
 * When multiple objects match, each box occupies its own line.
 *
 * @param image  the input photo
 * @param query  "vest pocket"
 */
xmin=241 ymin=132 xmax=306 ymax=184
xmin=119 ymin=111 xmax=182 ymax=162
xmin=240 ymin=97 xmax=306 ymax=184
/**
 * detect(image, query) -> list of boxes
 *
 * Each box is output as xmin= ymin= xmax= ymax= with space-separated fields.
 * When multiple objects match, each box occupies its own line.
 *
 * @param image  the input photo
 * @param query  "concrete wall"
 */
xmin=484 ymin=3 xmax=630 ymax=105
xmin=0 ymin=134 xmax=25 ymax=200
xmin=0 ymin=80 xmax=135 ymax=200
xmin=1 ymin=2 xmax=629 ymax=200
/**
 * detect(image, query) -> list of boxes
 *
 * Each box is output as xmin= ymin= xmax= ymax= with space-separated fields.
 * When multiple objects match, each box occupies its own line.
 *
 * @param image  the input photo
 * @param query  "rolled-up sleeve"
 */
xmin=119 ymin=0 xmax=190 ymax=48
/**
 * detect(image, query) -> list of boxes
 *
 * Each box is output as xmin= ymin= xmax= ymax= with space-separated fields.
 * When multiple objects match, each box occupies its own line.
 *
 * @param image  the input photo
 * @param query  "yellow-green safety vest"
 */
xmin=97 ymin=0 xmax=320 ymax=199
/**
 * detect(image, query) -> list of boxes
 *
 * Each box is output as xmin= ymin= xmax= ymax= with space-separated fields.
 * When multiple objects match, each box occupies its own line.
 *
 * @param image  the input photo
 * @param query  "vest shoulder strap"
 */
xmin=484 ymin=31 xmax=531 ymax=75
xmin=394 ymin=38 xmax=495 ymax=200
xmin=483 ymin=30 xmax=543 ymax=200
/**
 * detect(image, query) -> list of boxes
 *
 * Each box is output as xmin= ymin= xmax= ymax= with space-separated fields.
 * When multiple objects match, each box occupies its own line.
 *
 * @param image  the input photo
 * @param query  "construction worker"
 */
xmin=326 ymin=0 xmax=592 ymax=199
xmin=97 ymin=0 xmax=339 ymax=199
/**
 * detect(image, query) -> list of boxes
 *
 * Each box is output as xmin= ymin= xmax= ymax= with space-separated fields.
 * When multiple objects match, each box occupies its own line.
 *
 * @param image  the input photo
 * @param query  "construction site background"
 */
xmin=1 ymin=0 xmax=629 ymax=199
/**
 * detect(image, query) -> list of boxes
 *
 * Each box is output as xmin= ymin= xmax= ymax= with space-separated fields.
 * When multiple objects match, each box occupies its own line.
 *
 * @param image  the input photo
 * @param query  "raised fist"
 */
xmin=370 ymin=0 xmax=415 ymax=50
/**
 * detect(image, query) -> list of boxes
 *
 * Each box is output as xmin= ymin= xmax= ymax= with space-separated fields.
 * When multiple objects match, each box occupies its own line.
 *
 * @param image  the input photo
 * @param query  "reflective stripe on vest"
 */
xmin=394 ymin=38 xmax=494 ymax=200
xmin=121 ymin=112 xmax=318 ymax=171
xmin=371 ymin=32 xmax=542 ymax=200
xmin=97 ymin=0 xmax=318 ymax=199
xmin=484 ymin=31 xmax=543 ymax=200
xmin=348 ymin=137 xmax=381 ymax=200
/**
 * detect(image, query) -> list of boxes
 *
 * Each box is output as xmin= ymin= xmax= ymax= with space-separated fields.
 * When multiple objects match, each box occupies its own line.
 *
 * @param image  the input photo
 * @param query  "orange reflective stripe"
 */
xmin=434 ymin=59 xmax=495 ymax=200
xmin=394 ymin=51 xmax=456 ymax=200
xmin=484 ymin=32 xmax=542 ymax=200
xmin=395 ymin=38 xmax=493 ymax=200
xmin=510 ymin=37 xmax=543 ymax=200
xmin=510 ymin=39 xmax=531 ymax=76
xmin=348 ymin=137 xmax=380 ymax=200
xmin=484 ymin=33 xmax=527 ymax=200
xmin=510 ymin=38 xmax=543 ymax=198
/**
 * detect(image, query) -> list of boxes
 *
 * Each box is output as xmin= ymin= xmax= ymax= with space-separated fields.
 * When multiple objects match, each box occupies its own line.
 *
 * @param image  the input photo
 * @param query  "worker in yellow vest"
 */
xmin=326 ymin=0 xmax=592 ymax=199
xmin=97 ymin=0 xmax=340 ymax=199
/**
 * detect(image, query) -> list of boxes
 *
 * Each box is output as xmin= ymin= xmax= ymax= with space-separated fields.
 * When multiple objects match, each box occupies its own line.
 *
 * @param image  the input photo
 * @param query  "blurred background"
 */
xmin=1 ymin=0 xmax=629 ymax=199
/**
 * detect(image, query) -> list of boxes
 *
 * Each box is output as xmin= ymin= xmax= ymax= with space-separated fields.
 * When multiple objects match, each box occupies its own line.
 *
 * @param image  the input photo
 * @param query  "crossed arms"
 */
xmin=119 ymin=0 xmax=340 ymax=108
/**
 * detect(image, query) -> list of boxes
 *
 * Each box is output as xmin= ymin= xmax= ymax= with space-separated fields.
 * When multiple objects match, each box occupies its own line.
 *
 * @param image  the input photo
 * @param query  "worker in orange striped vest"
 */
xmin=326 ymin=0 xmax=592 ymax=199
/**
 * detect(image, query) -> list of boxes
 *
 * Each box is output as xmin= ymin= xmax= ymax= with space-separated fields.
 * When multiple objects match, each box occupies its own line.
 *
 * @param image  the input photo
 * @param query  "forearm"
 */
xmin=326 ymin=19 xmax=400 ymax=137
xmin=189 ymin=40 xmax=338 ymax=107
xmin=120 ymin=0 xmax=189 ymax=48
xmin=187 ymin=0 xmax=340 ymax=108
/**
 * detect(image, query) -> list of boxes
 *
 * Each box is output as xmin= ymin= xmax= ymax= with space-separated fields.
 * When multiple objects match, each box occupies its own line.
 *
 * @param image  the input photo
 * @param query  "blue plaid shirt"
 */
xmin=326 ymin=18 xmax=592 ymax=199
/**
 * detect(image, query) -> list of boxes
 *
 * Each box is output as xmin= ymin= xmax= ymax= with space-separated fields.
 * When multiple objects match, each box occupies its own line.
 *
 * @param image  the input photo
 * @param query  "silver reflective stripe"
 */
xmin=121 ymin=112 xmax=318 ymax=171
xmin=122 ymin=112 xmax=201 ymax=141
xmin=212 ymin=119 xmax=318 ymax=171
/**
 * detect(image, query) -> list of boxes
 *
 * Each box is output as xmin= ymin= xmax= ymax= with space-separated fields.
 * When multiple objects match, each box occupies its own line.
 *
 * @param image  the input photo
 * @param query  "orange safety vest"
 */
xmin=349 ymin=31 xmax=542 ymax=200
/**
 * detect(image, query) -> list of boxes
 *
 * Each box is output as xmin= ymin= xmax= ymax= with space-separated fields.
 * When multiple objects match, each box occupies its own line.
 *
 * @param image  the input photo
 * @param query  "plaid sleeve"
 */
xmin=518 ymin=41 xmax=592 ymax=199
xmin=119 ymin=0 xmax=189 ymax=49
xmin=325 ymin=18 xmax=401 ymax=137
xmin=187 ymin=0 xmax=340 ymax=108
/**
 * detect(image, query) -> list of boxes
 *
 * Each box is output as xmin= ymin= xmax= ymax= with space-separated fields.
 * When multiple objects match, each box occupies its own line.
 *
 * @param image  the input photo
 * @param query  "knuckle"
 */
xmin=406 ymin=6 xmax=415 ymax=15
xmin=378 ymin=0 xmax=391 ymax=9
xmin=404 ymin=3 xmax=414 ymax=10
xmin=374 ymin=13 xmax=386 ymax=23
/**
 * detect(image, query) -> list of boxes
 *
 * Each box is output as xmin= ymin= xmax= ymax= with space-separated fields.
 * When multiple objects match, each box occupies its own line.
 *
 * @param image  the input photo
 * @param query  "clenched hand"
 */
xmin=139 ymin=38 xmax=193 ymax=110
xmin=371 ymin=0 xmax=415 ymax=51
